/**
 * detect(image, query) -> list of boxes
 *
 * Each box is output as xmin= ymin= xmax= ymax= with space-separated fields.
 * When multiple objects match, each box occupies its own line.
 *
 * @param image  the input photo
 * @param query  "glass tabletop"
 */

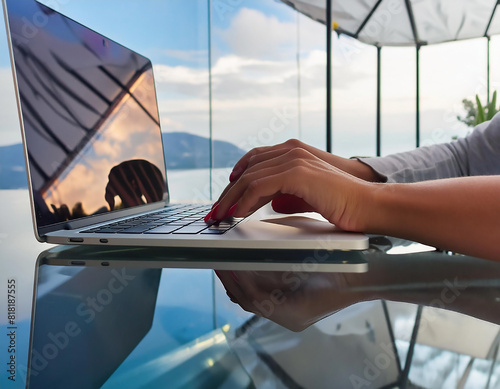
xmin=1 ymin=189 xmax=500 ymax=389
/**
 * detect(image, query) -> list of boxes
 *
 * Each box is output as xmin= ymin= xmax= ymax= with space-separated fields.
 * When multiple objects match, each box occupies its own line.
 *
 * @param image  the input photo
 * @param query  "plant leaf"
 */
xmin=488 ymin=90 xmax=498 ymax=120
xmin=476 ymin=94 xmax=485 ymax=125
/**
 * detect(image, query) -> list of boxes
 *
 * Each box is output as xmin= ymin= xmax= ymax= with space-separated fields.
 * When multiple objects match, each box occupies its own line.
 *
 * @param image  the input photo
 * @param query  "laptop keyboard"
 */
xmin=80 ymin=204 xmax=242 ymax=235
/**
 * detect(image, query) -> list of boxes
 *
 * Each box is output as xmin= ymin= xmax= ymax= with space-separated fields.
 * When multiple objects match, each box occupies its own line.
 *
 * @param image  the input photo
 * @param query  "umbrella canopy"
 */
xmin=281 ymin=0 xmax=500 ymax=46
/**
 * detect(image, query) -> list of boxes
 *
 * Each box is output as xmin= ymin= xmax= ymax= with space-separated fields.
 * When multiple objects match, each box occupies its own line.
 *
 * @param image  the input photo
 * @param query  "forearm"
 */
xmin=367 ymin=176 xmax=500 ymax=261
xmin=358 ymin=116 xmax=500 ymax=183
xmin=348 ymin=252 xmax=500 ymax=324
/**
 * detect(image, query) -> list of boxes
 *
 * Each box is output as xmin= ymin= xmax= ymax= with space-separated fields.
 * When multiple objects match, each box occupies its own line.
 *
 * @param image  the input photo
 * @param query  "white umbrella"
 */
xmin=280 ymin=0 xmax=500 ymax=154
xmin=281 ymin=0 xmax=500 ymax=46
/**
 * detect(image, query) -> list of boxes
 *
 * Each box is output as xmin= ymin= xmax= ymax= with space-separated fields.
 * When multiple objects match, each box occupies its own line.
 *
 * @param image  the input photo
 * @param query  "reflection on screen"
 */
xmin=5 ymin=0 xmax=167 ymax=228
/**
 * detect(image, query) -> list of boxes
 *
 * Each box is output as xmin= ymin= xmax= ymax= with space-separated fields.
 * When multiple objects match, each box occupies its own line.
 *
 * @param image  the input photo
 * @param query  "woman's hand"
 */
xmin=207 ymin=142 xmax=379 ymax=232
xmin=215 ymin=270 xmax=364 ymax=332
xmin=228 ymin=139 xmax=380 ymax=184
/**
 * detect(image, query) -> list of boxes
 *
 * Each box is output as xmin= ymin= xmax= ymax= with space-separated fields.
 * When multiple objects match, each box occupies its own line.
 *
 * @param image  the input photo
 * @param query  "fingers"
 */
xmin=229 ymin=139 xmax=306 ymax=182
xmin=229 ymin=146 xmax=272 ymax=182
xmin=213 ymin=159 xmax=304 ymax=220
xmin=214 ymin=270 xmax=259 ymax=315
xmin=234 ymin=170 xmax=302 ymax=219
xmin=216 ymin=147 xmax=314 ymax=209
xmin=214 ymin=148 xmax=322 ymax=219
xmin=104 ymin=182 xmax=116 ymax=210
xmin=219 ymin=140 xmax=321 ymax=208
xmin=214 ymin=270 xmax=244 ymax=304
xmin=217 ymin=147 xmax=292 ymax=201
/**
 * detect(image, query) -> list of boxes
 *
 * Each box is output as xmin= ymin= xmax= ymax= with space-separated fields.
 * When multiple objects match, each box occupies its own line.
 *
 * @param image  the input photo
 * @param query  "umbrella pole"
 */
xmin=326 ymin=0 xmax=332 ymax=153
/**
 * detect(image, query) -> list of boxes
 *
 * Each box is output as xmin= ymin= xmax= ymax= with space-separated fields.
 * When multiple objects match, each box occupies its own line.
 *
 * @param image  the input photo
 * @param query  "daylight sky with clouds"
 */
xmin=0 ymin=0 xmax=498 ymax=158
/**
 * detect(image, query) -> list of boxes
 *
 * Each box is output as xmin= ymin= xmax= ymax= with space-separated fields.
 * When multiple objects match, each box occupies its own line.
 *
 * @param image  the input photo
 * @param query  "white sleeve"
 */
xmin=359 ymin=113 xmax=500 ymax=183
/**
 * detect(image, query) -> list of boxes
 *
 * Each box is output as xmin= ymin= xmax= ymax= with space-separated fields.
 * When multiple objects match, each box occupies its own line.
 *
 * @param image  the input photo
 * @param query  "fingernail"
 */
xmin=204 ymin=209 xmax=213 ymax=222
xmin=230 ymin=271 xmax=239 ymax=283
xmin=229 ymin=168 xmax=241 ymax=182
xmin=227 ymin=291 xmax=238 ymax=302
xmin=227 ymin=204 xmax=237 ymax=218
xmin=211 ymin=204 xmax=220 ymax=220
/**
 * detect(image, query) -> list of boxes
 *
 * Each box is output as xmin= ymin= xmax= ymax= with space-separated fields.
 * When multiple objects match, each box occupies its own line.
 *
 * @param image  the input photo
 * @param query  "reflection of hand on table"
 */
xmin=216 ymin=252 xmax=500 ymax=332
xmin=215 ymin=269 xmax=362 ymax=332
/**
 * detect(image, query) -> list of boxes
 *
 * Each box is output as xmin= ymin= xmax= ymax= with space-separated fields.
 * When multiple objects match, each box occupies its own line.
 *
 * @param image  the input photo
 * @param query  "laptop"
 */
xmin=2 ymin=0 xmax=368 ymax=255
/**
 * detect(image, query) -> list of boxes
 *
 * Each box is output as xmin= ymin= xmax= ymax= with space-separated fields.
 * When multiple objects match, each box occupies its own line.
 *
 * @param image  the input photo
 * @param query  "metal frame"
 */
xmin=416 ymin=44 xmax=421 ymax=148
xmin=208 ymin=0 xmax=214 ymax=200
xmin=326 ymin=0 xmax=332 ymax=152
xmin=376 ymin=46 xmax=382 ymax=156
xmin=325 ymin=0 xmax=499 ymax=155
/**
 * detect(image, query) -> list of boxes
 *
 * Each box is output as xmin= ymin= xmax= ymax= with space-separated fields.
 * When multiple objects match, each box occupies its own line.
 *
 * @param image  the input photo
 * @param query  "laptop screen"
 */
xmin=4 ymin=0 xmax=168 ymax=231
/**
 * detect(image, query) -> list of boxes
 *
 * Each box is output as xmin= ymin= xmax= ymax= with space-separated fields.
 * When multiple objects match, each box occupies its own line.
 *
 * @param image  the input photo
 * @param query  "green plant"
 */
xmin=457 ymin=91 xmax=499 ymax=127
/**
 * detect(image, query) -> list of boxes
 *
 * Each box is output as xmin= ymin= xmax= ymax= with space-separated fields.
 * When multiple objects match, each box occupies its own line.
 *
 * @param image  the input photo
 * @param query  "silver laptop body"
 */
xmin=3 ymin=0 xmax=368 ymax=256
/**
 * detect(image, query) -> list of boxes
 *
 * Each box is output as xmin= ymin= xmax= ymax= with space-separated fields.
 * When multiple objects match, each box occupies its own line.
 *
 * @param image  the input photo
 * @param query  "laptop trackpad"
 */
xmin=233 ymin=204 xmax=347 ymax=239
xmin=261 ymin=215 xmax=339 ymax=233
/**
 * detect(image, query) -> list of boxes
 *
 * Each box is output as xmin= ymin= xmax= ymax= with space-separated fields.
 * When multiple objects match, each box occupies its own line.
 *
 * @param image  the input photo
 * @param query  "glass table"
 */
xmin=1 ymin=190 xmax=500 ymax=389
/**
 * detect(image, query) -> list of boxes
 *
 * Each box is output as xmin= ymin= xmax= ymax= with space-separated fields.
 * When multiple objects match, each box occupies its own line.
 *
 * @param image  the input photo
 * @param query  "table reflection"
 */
xmin=24 ymin=239 xmax=500 ymax=388
xmin=29 ymin=266 xmax=161 ymax=389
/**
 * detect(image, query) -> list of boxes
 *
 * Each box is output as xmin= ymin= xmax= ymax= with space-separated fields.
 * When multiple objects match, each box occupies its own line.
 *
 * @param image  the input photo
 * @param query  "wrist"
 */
xmin=361 ymin=182 xmax=396 ymax=234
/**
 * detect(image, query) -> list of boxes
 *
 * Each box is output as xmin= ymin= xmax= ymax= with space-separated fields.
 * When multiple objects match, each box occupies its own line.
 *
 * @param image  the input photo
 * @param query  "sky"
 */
xmin=0 ymin=0 xmax=498 ymax=158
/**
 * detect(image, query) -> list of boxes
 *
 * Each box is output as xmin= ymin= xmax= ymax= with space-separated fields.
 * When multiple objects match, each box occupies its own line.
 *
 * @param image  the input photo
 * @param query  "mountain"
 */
xmin=0 ymin=132 xmax=245 ymax=189
xmin=163 ymin=132 xmax=245 ymax=170
xmin=0 ymin=143 xmax=27 ymax=189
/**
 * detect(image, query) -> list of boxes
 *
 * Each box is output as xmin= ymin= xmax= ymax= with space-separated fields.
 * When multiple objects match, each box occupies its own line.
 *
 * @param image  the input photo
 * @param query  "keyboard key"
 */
xmin=80 ymin=203 xmax=217 ymax=234
xmin=172 ymin=225 xmax=209 ymax=234
xmin=157 ymin=217 xmax=181 ymax=222
xmin=180 ymin=216 xmax=203 ymax=221
xmin=96 ymin=227 xmax=125 ymax=233
xmin=201 ymin=228 xmax=227 ymax=235
xmin=112 ymin=222 xmax=141 ymax=228
xmin=119 ymin=225 xmax=156 ymax=234
xmin=80 ymin=227 xmax=103 ymax=233
xmin=162 ymin=221 xmax=192 ymax=226
xmin=145 ymin=225 xmax=182 ymax=234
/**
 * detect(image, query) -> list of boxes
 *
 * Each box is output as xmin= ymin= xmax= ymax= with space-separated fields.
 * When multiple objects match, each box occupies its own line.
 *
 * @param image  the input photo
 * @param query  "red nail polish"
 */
xmin=211 ymin=201 xmax=219 ymax=210
xmin=227 ymin=204 xmax=237 ymax=218
xmin=211 ymin=204 xmax=220 ymax=220
xmin=227 ymin=291 xmax=238 ymax=302
xmin=229 ymin=168 xmax=242 ymax=182
xmin=204 ymin=209 xmax=213 ymax=222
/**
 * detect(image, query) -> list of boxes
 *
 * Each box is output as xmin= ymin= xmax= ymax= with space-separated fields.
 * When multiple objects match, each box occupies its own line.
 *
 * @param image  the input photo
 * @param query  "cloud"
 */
xmin=215 ymin=7 xmax=297 ymax=60
xmin=149 ymin=6 xmax=332 ymax=147
xmin=154 ymin=64 xmax=209 ymax=87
